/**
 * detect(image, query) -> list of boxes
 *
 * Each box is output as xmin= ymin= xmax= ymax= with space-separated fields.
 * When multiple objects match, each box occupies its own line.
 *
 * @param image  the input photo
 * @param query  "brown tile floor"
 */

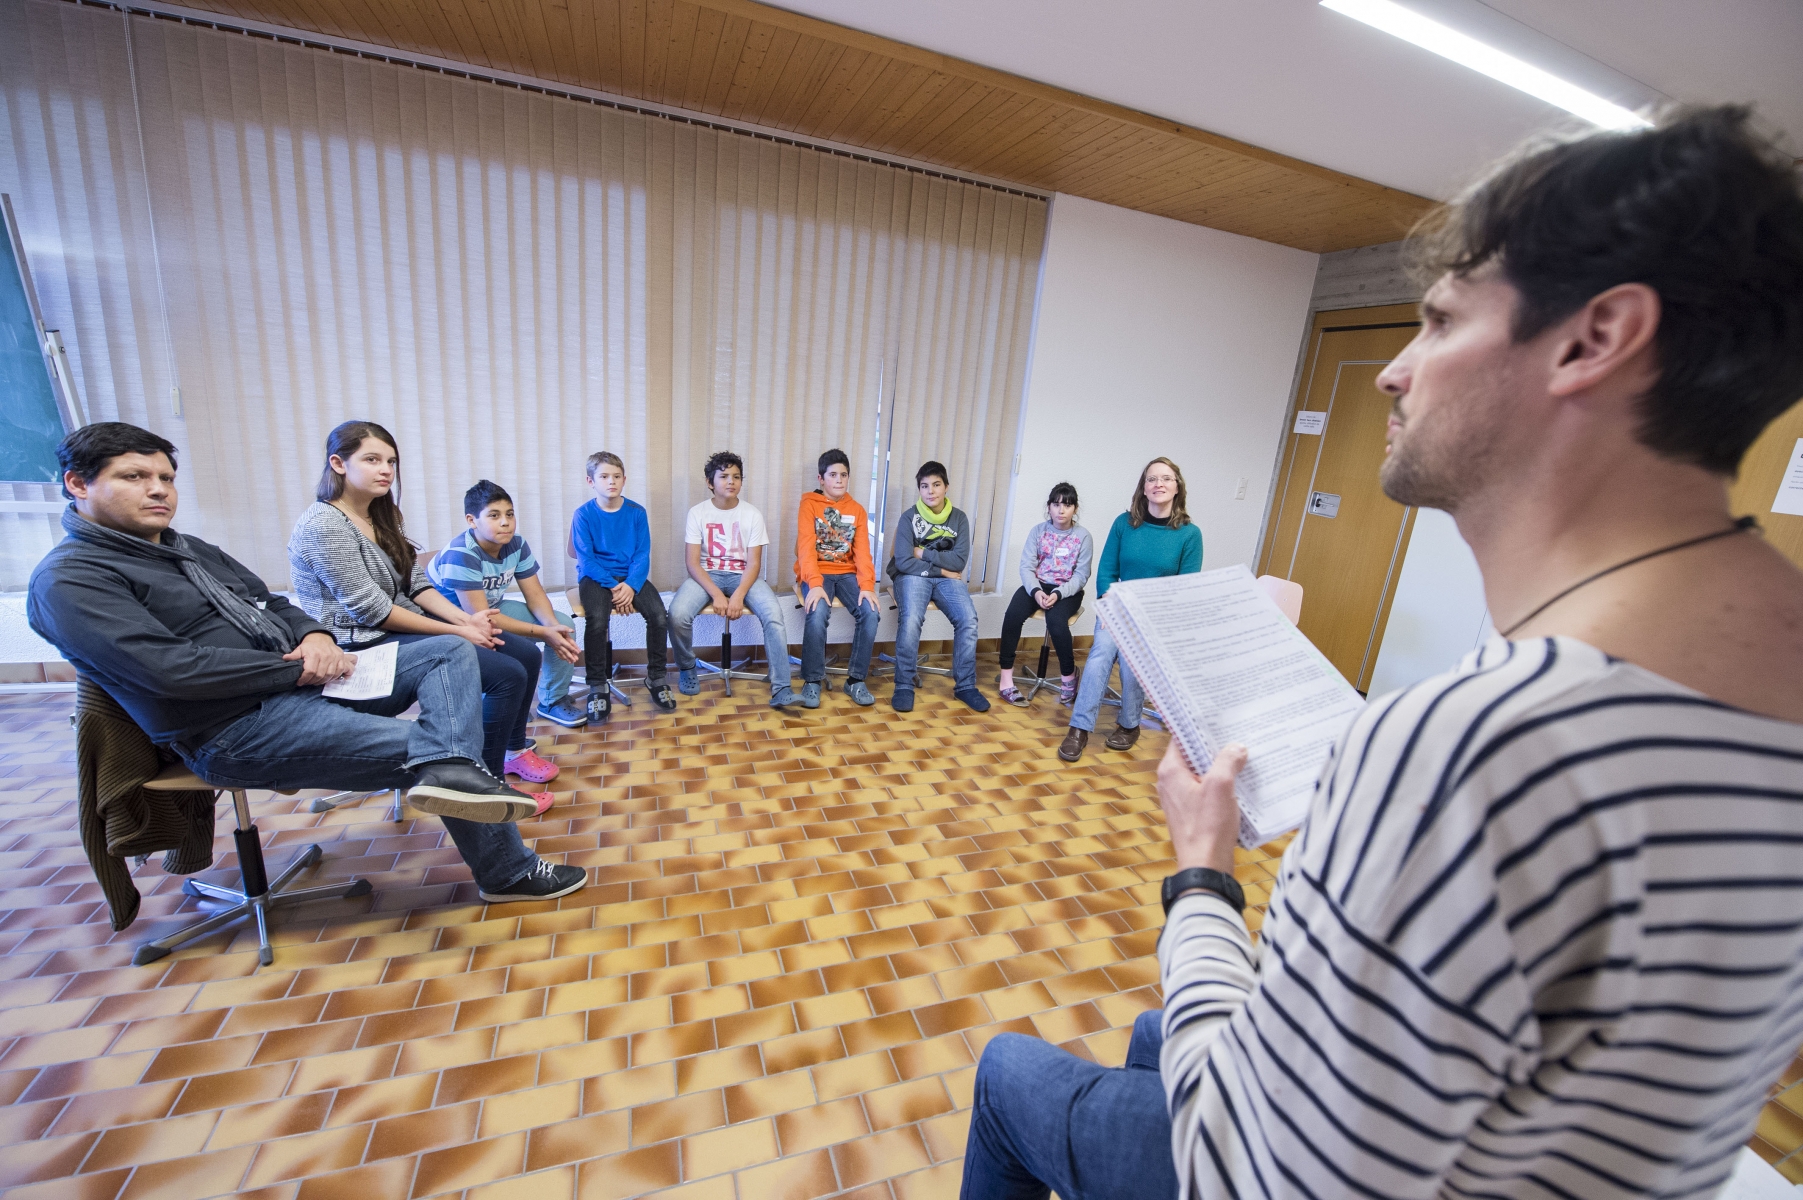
xmin=0 ymin=657 xmax=1794 ymax=1198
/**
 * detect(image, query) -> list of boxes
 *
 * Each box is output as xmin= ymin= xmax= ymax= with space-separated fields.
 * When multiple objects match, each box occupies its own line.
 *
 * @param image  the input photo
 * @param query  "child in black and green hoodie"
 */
xmin=887 ymin=460 xmax=988 ymax=713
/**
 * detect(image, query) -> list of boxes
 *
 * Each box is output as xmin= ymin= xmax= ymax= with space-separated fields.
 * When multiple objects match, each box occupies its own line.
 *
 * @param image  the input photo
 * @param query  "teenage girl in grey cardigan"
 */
xmin=997 ymin=482 xmax=1093 ymax=705
xmin=286 ymin=420 xmax=559 ymax=791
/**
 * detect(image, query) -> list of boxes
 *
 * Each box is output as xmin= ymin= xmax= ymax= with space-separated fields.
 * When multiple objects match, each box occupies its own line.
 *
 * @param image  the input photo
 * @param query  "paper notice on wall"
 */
xmin=1771 ymin=438 xmax=1803 ymax=517
xmin=1293 ymin=410 xmax=1327 ymax=435
xmin=322 ymin=641 xmax=398 ymax=701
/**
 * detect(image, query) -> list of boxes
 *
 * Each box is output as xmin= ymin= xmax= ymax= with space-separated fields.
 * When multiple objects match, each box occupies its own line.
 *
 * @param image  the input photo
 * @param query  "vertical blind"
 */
xmin=0 ymin=0 xmax=1045 ymax=593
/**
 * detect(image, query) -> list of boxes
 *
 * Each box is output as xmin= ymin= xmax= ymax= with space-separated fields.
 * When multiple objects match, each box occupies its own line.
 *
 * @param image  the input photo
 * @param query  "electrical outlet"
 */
xmin=1234 ymin=477 xmax=1248 ymax=500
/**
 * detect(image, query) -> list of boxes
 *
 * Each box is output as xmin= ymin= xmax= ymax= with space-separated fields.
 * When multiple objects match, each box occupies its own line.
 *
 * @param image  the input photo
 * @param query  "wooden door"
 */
xmin=1729 ymin=397 xmax=1803 ymax=570
xmin=1259 ymin=305 xmax=1421 ymax=691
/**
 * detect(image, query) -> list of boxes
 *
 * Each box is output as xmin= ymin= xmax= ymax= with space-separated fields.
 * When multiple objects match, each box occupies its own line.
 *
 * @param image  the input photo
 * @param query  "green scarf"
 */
xmin=914 ymin=498 xmax=956 ymax=546
xmin=915 ymin=498 xmax=952 ymax=525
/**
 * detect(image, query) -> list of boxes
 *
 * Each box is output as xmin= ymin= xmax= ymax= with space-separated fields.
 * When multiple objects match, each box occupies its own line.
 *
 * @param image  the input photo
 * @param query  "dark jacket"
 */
xmin=888 ymin=504 xmax=972 ymax=580
xmin=73 ymin=678 xmax=216 ymax=930
xmin=27 ymin=531 xmax=329 ymax=749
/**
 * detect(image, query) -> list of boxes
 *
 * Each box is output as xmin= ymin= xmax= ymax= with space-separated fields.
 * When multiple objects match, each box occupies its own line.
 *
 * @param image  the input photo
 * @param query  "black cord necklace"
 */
xmin=1498 ymin=515 xmax=1761 ymax=639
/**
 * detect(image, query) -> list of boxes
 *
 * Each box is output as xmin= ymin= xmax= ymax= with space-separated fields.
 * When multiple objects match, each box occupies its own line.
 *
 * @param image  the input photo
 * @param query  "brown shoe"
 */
xmin=1105 ymin=725 xmax=1141 ymax=752
xmin=1057 ymin=727 xmax=1089 ymax=762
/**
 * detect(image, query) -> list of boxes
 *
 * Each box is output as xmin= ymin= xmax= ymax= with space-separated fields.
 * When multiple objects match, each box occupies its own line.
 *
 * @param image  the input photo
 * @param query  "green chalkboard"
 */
xmin=0 ymin=195 xmax=74 ymax=484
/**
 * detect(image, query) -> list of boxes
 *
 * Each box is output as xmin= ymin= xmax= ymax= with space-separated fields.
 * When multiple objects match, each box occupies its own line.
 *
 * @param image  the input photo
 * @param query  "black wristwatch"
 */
xmin=1161 ymin=867 xmax=1245 ymax=915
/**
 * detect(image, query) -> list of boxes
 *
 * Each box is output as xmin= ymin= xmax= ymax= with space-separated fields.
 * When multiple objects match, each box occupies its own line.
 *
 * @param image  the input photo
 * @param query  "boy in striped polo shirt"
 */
xmin=428 ymin=480 xmax=586 ymax=729
xmin=962 ymin=106 xmax=1803 ymax=1200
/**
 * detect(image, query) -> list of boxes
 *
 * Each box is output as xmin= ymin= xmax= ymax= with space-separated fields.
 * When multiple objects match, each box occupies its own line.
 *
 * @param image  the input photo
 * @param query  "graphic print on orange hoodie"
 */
xmin=794 ymin=491 xmax=874 ymax=591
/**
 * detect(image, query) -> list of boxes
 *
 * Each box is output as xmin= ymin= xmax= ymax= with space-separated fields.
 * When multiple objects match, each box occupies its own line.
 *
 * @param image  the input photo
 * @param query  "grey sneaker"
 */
xmin=845 ymin=680 xmax=875 ymax=706
xmin=800 ymin=681 xmax=822 ymax=709
xmin=770 ymin=685 xmax=796 ymax=708
xmin=677 ymin=669 xmax=699 ymax=695
xmin=891 ymin=688 xmax=915 ymax=713
xmin=478 ymin=859 xmax=588 ymax=903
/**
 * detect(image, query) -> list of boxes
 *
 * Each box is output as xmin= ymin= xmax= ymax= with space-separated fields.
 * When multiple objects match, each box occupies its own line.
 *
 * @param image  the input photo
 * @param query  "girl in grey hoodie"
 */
xmin=997 ymin=482 xmax=1093 ymax=705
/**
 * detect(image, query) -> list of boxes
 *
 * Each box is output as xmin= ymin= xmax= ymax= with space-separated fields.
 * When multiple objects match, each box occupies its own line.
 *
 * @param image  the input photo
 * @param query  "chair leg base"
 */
xmin=136 ymin=843 xmax=370 ymax=967
xmin=1100 ymin=688 xmax=1166 ymax=730
xmin=696 ymin=659 xmax=771 ymax=689
xmin=876 ymin=652 xmax=952 ymax=678
xmin=1014 ymin=665 xmax=1052 ymax=702
xmin=308 ymin=789 xmax=397 ymax=814
xmin=1013 ymin=640 xmax=1057 ymax=703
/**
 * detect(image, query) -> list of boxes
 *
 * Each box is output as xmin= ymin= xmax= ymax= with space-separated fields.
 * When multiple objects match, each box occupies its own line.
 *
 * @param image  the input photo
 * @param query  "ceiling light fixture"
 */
xmin=1320 ymin=0 xmax=1652 ymax=130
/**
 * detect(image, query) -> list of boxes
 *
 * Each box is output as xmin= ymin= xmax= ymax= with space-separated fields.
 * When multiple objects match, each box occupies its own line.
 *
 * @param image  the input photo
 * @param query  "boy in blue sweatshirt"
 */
xmin=571 ymin=451 xmax=676 ymax=720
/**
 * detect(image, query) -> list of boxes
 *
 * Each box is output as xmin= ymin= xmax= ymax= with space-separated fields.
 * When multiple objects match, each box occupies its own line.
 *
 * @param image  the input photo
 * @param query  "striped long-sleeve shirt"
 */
xmin=1159 ymin=635 xmax=1803 ymax=1200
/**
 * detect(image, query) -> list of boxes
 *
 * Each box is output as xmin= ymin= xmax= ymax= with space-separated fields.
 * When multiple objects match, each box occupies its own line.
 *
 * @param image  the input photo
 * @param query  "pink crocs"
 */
xmin=514 ymin=788 xmax=556 ymax=817
xmin=504 ymin=746 xmax=560 ymax=783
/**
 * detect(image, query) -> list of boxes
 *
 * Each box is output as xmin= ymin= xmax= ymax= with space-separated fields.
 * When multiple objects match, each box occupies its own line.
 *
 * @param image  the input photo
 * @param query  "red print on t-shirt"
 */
xmin=704 ymin=521 xmax=748 ymax=572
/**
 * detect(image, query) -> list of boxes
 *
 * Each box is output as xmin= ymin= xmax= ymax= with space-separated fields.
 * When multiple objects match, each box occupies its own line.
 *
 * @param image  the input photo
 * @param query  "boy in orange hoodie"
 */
xmin=795 ymin=448 xmax=880 ymax=708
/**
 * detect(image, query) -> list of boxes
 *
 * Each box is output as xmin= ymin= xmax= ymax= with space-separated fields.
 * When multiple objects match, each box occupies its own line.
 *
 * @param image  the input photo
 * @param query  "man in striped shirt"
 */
xmin=962 ymin=105 xmax=1803 ymax=1199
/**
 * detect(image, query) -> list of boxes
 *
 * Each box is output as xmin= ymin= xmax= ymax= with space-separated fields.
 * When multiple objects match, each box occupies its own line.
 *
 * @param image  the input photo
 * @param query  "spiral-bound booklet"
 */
xmin=1096 ymin=565 xmax=1365 ymax=846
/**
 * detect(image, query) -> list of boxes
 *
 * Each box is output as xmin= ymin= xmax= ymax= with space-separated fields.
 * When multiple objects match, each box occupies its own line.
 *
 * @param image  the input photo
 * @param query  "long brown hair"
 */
xmin=1127 ymin=456 xmax=1190 ymax=528
xmin=316 ymin=420 xmax=418 ymax=580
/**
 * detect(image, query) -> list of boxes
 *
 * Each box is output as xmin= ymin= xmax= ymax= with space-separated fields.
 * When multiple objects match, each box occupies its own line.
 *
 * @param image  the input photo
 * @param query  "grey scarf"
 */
xmin=61 ymin=505 xmax=297 ymax=653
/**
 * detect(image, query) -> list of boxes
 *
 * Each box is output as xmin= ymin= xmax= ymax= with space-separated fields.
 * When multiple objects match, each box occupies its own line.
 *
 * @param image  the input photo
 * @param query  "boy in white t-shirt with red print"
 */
xmin=667 ymin=451 xmax=796 ymax=707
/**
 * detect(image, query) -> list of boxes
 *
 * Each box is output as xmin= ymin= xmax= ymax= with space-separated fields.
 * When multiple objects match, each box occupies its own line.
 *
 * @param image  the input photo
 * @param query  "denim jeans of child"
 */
xmin=891 ymin=572 xmax=978 ymax=693
xmin=668 ymin=573 xmax=793 ymax=689
xmin=799 ymin=573 xmax=879 ymax=683
xmin=960 ymin=1009 xmax=1177 ymax=1200
xmin=181 ymin=634 xmax=538 ymax=894
xmin=496 ymin=599 xmax=576 ymax=709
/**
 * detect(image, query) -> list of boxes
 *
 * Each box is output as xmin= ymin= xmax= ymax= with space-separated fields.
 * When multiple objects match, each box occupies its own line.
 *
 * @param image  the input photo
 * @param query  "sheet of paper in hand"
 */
xmin=321 ymin=640 xmax=398 ymax=702
xmin=1096 ymin=565 xmax=1365 ymax=846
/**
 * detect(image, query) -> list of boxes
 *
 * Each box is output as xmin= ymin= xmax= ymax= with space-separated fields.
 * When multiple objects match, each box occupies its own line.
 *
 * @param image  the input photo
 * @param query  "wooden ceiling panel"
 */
xmin=145 ymin=0 xmax=1432 ymax=250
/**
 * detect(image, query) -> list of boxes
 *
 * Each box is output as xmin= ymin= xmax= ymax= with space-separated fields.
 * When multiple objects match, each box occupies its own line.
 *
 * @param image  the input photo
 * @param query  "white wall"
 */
xmin=1366 ymin=508 xmax=1493 ymax=697
xmin=997 ymin=193 xmax=1318 ymax=631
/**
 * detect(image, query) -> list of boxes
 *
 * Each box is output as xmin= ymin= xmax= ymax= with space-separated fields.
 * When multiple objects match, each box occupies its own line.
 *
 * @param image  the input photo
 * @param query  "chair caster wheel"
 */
xmin=132 ymin=943 xmax=171 ymax=966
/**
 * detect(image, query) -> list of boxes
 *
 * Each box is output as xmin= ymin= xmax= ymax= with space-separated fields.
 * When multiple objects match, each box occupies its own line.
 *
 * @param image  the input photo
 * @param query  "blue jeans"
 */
xmin=668 ymin=573 xmax=793 ymax=689
xmin=496 ymin=599 xmax=576 ymax=708
xmin=180 ymin=635 xmax=537 ymax=894
xmin=366 ymin=632 xmax=536 ymax=773
xmin=892 ymin=573 xmax=979 ymax=693
xmin=800 ymin=573 xmax=879 ymax=683
xmin=1069 ymin=624 xmax=1145 ymax=733
xmin=961 ymin=1010 xmax=1176 ymax=1200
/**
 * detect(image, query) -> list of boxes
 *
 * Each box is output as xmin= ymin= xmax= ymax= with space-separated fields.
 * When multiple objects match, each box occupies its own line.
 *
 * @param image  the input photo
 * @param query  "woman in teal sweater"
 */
xmin=1059 ymin=456 xmax=1202 ymax=761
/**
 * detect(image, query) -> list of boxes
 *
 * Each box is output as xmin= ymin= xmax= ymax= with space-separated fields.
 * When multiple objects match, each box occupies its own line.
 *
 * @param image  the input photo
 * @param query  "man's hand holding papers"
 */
xmin=1096 ymin=565 xmax=1365 ymax=846
xmin=1157 ymin=741 xmax=1247 ymax=874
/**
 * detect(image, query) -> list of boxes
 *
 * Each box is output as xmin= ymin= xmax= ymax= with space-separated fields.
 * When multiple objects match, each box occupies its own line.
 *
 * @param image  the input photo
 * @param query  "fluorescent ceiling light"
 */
xmin=1321 ymin=0 xmax=1652 ymax=130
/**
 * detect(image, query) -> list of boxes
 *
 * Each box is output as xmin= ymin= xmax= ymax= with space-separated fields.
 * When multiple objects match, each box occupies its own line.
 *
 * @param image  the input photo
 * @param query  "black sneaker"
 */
xmin=586 ymin=690 xmax=612 ymax=725
xmin=408 ymin=759 xmax=541 ymax=823
xmin=955 ymin=688 xmax=991 ymax=713
xmin=479 ymin=859 xmax=588 ymax=903
xmin=647 ymin=679 xmax=678 ymax=712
